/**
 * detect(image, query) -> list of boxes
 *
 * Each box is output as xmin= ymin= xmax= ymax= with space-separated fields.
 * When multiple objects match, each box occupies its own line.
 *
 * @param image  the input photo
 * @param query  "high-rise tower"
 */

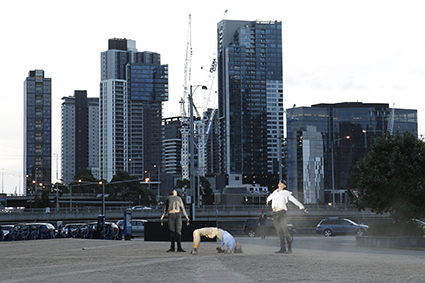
xmin=217 ymin=20 xmax=283 ymax=187
xmin=24 ymin=70 xmax=52 ymax=195
xmin=100 ymin=38 xmax=168 ymax=183
xmin=61 ymin=91 xmax=99 ymax=185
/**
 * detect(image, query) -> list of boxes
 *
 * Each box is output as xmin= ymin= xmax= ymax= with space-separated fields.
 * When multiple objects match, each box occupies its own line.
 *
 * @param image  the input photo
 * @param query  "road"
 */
xmin=0 ymin=236 xmax=424 ymax=282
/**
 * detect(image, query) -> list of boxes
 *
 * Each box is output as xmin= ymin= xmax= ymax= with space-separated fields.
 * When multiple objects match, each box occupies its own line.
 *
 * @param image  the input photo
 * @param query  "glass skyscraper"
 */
xmin=287 ymin=102 xmax=417 ymax=204
xmin=100 ymin=38 xmax=168 ymax=184
xmin=24 ymin=70 xmax=52 ymax=195
xmin=217 ymin=20 xmax=283 ymax=189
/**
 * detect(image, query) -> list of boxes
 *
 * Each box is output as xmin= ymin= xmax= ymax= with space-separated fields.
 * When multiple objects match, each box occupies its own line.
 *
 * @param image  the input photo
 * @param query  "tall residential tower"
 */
xmin=24 ymin=70 xmax=52 ymax=195
xmin=100 ymin=38 xmax=168 ymax=183
xmin=61 ymin=91 xmax=99 ymax=185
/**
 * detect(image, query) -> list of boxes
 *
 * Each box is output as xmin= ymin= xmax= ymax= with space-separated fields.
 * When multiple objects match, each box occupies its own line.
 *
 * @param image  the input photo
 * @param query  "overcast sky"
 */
xmin=1 ymin=0 xmax=424 ymax=195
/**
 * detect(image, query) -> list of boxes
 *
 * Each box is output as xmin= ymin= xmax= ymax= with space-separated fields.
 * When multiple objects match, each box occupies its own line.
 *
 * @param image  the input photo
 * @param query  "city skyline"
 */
xmin=1 ymin=0 xmax=425 ymax=195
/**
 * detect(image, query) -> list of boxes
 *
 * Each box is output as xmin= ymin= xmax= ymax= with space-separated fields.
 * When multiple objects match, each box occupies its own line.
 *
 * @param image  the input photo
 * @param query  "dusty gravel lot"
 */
xmin=1 ymin=236 xmax=424 ymax=283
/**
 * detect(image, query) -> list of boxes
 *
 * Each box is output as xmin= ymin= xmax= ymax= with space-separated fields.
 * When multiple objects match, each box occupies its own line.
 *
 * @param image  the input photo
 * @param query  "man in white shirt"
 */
xmin=266 ymin=179 xmax=306 ymax=253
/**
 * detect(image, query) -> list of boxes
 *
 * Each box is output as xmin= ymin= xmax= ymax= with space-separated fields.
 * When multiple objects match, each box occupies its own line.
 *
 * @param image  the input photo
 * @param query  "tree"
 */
xmin=74 ymin=168 xmax=97 ymax=182
xmin=34 ymin=189 xmax=52 ymax=208
xmin=175 ymin=179 xmax=190 ymax=193
xmin=174 ymin=177 xmax=213 ymax=204
xmin=351 ymin=131 xmax=425 ymax=223
xmin=109 ymin=171 xmax=156 ymax=206
xmin=72 ymin=169 xmax=100 ymax=194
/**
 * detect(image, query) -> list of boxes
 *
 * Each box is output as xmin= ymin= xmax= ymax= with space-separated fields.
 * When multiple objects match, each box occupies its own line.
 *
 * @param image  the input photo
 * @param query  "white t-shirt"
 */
xmin=266 ymin=189 xmax=305 ymax=212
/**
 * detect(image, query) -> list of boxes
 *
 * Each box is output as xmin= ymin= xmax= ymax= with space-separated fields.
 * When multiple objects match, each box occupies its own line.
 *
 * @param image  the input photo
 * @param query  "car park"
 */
xmin=243 ymin=218 xmax=296 ymax=239
xmin=316 ymin=217 xmax=368 ymax=237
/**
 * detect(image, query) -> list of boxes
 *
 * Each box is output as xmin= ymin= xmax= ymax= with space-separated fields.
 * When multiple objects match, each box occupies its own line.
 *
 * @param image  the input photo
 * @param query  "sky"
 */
xmin=1 ymin=0 xmax=424 ymax=195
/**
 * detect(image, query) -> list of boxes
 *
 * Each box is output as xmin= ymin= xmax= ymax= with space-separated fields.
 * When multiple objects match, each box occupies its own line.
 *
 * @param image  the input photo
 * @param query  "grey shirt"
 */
xmin=161 ymin=195 xmax=189 ymax=219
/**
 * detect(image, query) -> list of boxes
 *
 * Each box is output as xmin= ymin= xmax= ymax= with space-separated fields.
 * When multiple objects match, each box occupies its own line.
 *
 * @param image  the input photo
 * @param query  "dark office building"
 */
xmin=61 ymin=91 xmax=99 ymax=185
xmin=286 ymin=102 xmax=417 ymax=204
xmin=24 ymin=70 xmax=52 ymax=195
xmin=217 ymin=20 xmax=283 ymax=190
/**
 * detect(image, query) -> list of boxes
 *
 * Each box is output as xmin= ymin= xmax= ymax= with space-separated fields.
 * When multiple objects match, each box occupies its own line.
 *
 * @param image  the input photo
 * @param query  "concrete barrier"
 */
xmin=356 ymin=236 xmax=425 ymax=248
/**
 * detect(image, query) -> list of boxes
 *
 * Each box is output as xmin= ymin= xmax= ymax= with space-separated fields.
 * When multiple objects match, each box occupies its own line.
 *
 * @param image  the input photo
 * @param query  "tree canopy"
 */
xmin=351 ymin=131 xmax=425 ymax=223
xmin=109 ymin=171 xmax=157 ymax=206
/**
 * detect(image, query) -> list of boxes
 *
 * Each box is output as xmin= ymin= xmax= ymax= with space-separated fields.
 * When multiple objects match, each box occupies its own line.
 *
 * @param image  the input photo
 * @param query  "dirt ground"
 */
xmin=1 ymin=236 xmax=424 ymax=283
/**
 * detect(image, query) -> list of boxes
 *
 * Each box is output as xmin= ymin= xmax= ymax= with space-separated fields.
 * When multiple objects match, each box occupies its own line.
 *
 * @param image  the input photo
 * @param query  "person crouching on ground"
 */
xmin=266 ymin=179 xmax=307 ymax=254
xmin=190 ymin=227 xmax=242 ymax=255
xmin=160 ymin=190 xmax=190 ymax=252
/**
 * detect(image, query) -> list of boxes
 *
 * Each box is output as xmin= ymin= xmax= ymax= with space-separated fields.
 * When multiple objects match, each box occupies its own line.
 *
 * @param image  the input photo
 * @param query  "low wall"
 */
xmin=144 ymin=221 xmax=217 ymax=242
xmin=356 ymin=236 xmax=425 ymax=248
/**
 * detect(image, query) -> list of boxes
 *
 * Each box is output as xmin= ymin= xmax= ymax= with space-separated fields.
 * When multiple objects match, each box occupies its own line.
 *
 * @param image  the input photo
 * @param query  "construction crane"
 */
xmin=180 ymin=14 xmax=192 ymax=181
xmin=196 ymin=10 xmax=228 ymax=177
xmin=388 ymin=103 xmax=395 ymax=135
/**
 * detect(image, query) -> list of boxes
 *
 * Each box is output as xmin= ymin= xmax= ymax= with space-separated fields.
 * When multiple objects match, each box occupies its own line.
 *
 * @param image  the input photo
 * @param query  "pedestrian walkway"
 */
xmin=1 ymin=236 xmax=424 ymax=282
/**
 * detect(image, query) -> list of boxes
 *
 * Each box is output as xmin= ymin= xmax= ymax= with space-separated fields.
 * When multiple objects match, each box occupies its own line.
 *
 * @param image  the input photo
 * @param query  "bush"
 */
xmin=367 ymin=221 xmax=424 ymax=237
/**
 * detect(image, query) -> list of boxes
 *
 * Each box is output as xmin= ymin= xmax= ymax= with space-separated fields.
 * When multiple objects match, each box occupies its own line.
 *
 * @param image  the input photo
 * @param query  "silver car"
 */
xmin=117 ymin=219 xmax=147 ymax=237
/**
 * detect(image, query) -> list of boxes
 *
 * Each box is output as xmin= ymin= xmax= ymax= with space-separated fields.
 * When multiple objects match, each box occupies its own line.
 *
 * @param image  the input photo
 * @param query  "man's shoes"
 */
xmin=216 ymin=247 xmax=225 ymax=253
xmin=166 ymin=248 xmax=175 ymax=252
xmin=287 ymin=245 xmax=292 ymax=254
xmin=275 ymin=247 xmax=287 ymax=253
xmin=190 ymin=248 xmax=197 ymax=255
xmin=177 ymin=248 xmax=186 ymax=252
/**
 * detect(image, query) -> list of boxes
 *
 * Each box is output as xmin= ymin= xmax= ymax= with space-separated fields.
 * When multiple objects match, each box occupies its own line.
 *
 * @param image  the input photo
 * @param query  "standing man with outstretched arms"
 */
xmin=267 ymin=180 xmax=307 ymax=254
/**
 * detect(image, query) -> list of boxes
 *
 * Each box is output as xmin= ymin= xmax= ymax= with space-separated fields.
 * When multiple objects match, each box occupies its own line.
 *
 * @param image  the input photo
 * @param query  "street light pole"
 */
xmin=69 ymin=184 xmax=72 ymax=211
xmin=102 ymin=182 xmax=105 ymax=216
xmin=154 ymin=164 xmax=160 ymax=202
xmin=189 ymin=85 xmax=195 ymax=220
xmin=331 ymin=140 xmax=335 ymax=208
xmin=188 ymin=85 xmax=207 ymax=220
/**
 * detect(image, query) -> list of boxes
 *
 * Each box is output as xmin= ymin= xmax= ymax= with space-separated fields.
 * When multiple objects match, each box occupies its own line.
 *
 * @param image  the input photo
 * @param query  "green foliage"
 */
xmin=200 ymin=176 xmax=213 ymax=196
xmin=74 ymin=168 xmax=97 ymax=183
xmin=175 ymin=179 xmax=190 ymax=192
xmin=34 ymin=189 xmax=52 ymax=208
xmin=71 ymin=169 xmax=101 ymax=194
xmin=174 ymin=177 xmax=213 ymax=203
xmin=109 ymin=171 xmax=156 ymax=206
xmin=351 ymin=131 xmax=425 ymax=223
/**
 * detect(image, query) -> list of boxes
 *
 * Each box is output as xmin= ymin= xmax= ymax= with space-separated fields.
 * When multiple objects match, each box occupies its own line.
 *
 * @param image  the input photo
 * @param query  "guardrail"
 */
xmin=0 ymin=204 xmax=387 ymax=225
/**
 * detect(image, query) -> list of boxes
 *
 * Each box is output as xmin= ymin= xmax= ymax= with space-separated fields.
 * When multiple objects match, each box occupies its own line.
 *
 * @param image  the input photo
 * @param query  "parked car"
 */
xmin=243 ymin=218 xmax=296 ymax=239
xmin=62 ymin=223 xmax=87 ymax=238
xmin=6 ymin=222 xmax=56 ymax=240
xmin=28 ymin=223 xmax=57 ymax=239
xmin=316 ymin=217 xmax=368 ymax=237
xmin=117 ymin=219 xmax=147 ymax=237
xmin=85 ymin=222 xmax=121 ymax=240
xmin=131 ymin=206 xmax=152 ymax=210
xmin=0 ymin=224 xmax=14 ymax=241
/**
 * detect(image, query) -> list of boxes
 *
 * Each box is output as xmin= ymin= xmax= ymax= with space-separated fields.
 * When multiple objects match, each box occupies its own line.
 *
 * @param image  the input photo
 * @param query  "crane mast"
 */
xmin=180 ymin=14 xmax=192 ymax=181
xmin=388 ymin=103 xmax=395 ymax=135
xmin=197 ymin=10 xmax=227 ymax=177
